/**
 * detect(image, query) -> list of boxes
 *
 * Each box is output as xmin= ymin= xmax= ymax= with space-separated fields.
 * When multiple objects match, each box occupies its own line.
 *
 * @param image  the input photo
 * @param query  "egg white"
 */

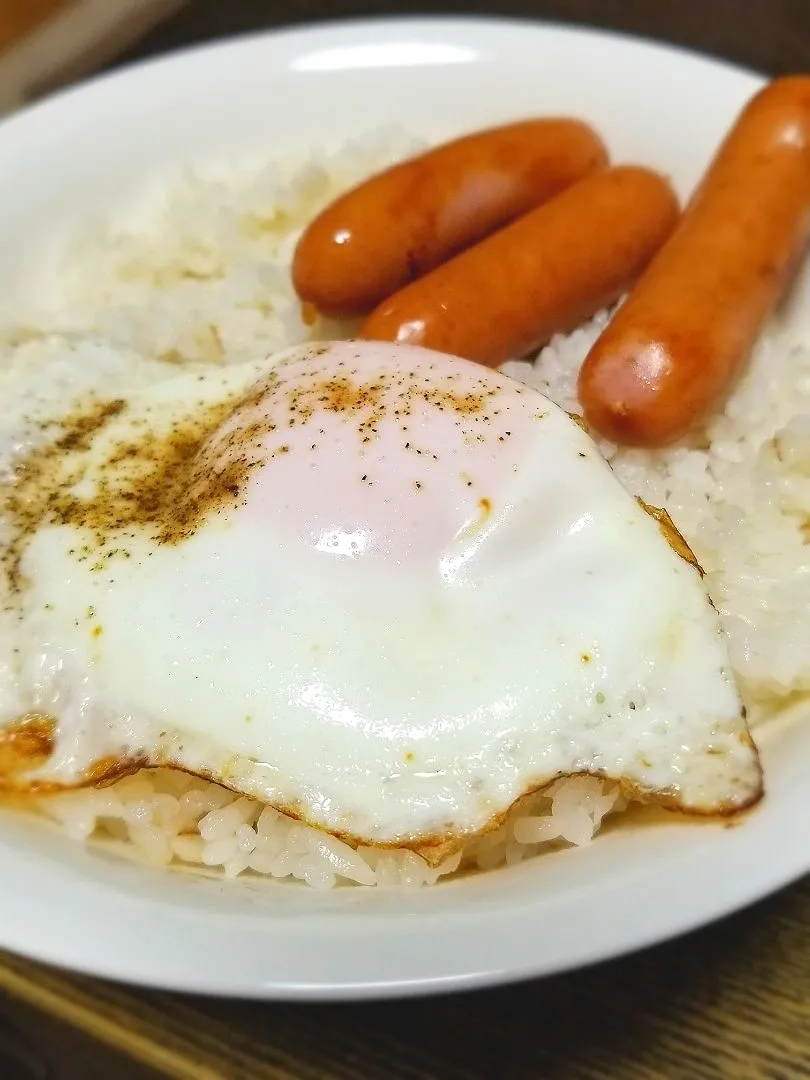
xmin=0 ymin=340 xmax=762 ymax=856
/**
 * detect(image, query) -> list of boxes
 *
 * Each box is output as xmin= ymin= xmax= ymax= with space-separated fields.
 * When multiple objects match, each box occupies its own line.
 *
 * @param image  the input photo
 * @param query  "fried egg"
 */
xmin=0 ymin=339 xmax=762 ymax=860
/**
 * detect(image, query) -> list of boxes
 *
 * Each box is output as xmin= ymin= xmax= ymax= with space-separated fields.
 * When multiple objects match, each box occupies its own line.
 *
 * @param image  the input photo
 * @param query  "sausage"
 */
xmin=359 ymin=166 xmax=680 ymax=368
xmin=578 ymin=76 xmax=810 ymax=448
xmin=292 ymin=119 xmax=608 ymax=317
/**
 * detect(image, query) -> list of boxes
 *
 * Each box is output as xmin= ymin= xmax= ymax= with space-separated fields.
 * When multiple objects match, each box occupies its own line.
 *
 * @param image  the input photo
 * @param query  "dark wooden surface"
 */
xmin=3 ymin=2 xmax=810 ymax=1078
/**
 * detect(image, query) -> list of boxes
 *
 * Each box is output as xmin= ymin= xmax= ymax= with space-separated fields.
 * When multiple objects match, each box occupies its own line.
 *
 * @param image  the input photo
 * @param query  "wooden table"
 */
xmin=2 ymin=2 xmax=810 ymax=1077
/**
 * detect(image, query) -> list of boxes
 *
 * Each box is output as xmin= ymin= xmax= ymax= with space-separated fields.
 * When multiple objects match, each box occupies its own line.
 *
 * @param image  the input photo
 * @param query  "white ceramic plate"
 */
xmin=0 ymin=17 xmax=807 ymax=1001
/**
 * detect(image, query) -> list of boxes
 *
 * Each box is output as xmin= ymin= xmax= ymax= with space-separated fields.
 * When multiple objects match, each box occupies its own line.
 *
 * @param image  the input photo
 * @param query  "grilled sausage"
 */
xmin=359 ymin=165 xmax=680 ymax=368
xmin=292 ymin=118 xmax=608 ymax=317
xmin=579 ymin=77 xmax=810 ymax=447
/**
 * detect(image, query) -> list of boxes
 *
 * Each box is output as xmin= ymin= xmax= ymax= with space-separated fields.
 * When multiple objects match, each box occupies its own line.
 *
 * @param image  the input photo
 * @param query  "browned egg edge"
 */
xmin=0 ymin=716 xmax=764 ymax=869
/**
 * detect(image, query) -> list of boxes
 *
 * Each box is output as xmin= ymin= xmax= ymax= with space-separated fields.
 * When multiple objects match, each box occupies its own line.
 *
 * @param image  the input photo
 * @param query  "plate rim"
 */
xmin=1 ymin=12 xmax=767 ymax=136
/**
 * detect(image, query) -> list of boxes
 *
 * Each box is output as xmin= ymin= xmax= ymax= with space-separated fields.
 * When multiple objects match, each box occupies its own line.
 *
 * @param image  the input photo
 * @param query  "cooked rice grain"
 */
xmin=37 ymin=769 xmax=619 ymax=888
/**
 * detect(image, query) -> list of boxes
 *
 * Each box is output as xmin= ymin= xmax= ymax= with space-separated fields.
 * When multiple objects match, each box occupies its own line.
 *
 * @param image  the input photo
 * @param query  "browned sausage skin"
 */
xmin=359 ymin=166 xmax=680 ymax=368
xmin=292 ymin=119 xmax=608 ymax=317
xmin=579 ymin=77 xmax=810 ymax=448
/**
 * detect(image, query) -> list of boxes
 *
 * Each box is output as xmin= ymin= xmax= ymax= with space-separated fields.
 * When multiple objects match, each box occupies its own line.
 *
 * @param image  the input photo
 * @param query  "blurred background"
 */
xmin=0 ymin=0 xmax=807 ymax=115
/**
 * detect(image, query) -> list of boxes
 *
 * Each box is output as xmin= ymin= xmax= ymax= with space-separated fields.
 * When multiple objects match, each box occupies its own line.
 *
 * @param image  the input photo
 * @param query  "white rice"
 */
xmin=3 ymin=129 xmax=809 ymax=887
xmin=37 ymin=769 xmax=622 ymax=889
